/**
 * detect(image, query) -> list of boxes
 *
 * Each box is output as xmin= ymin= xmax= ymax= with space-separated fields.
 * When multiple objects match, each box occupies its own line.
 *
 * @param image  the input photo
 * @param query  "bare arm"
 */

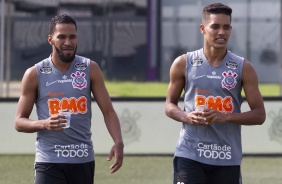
xmin=226 ymin=59 xmax=265 ymax=125
xmin=165 ymin=54 xmax=207 ymax=125
xmin=204 ymin=59 xmax=266 ymax=125
xmin=90 ymin=61 xmax=124 ymax=173
xmin=14 ymin=67 xmax=65 ymax=133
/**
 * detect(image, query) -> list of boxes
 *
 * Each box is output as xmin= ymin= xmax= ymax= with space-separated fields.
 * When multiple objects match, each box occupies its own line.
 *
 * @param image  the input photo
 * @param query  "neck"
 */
xmin=51 ymin=54 xmax=72 ymax=72
xmin=203 ymin=46 xmax=227 ymax=67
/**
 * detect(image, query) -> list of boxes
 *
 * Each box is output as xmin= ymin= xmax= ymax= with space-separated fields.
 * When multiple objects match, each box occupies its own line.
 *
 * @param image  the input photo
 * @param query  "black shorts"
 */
xmin=34 ymin=161 xmax=95 ymax=184
xmin=173 ymin=156 xmax=242 ymax=184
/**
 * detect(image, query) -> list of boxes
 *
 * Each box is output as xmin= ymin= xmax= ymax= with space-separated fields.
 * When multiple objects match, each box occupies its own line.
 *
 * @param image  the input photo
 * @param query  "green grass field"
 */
xmin=0 ymin=155 xmax=281 ymax=184
xmin=105 ymin=81 xmax=281 ymax=97
xmin=5 ymin=81 xmax=281 ymax=97
xmin=105 ymin=81 xmax=169 ymax=97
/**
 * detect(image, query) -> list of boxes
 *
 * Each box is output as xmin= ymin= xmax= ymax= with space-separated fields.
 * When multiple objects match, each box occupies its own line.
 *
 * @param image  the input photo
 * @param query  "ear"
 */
xmin=47 ymin=35 xmax=53 ymax=45
xmin=200 ymin=24 xmax=205 ymax=34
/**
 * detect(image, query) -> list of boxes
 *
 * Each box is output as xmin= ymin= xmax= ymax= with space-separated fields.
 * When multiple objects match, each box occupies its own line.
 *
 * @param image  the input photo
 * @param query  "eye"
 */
xmin=70 ymin=35 xmax=77 ymax=39
xmin=211 ymin=25 xmax=219 ymax=30
xmin=224 ymin=25 xmax=231 ymax=30
xmin=57 ymin=35 xmax=66 ymax=39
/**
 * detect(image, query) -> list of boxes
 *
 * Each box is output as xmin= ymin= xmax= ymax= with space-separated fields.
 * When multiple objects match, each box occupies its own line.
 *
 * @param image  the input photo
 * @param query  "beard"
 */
xmin=55 ymin=45 xmax=77 ymax=63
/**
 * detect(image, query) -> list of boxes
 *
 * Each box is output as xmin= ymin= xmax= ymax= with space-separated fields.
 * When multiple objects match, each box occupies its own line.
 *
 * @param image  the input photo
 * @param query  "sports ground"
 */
xmin=0 ymin=155 xmax=281 ymax=184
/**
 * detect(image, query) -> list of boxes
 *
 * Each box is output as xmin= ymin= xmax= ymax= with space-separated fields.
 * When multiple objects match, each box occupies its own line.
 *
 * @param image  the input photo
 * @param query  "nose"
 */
xmin=218 ymin=28 xmax=226 ymax=35
xmin=64 ymin=38 xmax=71 ymax=45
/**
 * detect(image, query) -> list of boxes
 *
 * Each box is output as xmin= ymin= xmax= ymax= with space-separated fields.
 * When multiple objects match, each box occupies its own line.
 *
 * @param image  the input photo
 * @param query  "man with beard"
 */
xmin=14 ymin=14 xmax=124 ymax=184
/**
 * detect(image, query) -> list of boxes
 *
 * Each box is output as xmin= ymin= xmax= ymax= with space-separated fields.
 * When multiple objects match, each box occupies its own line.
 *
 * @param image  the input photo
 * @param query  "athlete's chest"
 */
xmin=187 ymin=60 xmax=240 ymax=91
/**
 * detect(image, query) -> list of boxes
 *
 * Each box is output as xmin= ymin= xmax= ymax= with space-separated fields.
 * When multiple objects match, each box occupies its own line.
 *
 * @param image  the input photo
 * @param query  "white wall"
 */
xmin=1 ymin=100 xmax=282 ymax=155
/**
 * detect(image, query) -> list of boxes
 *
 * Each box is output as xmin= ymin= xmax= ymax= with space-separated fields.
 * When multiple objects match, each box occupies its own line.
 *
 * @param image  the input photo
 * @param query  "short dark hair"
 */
xmin=202 ymin=3 xmax=232 ymax=22
xmin=49 ymin=14 xmax=77 ymax=35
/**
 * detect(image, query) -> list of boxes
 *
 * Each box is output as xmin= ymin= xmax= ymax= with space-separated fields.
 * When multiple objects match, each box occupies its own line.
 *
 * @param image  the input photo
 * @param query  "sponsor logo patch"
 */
xmin=193 ymin=75 xmax=206 ymax=80
xmin=54 ymin=143 xmax=89 ymax=158
xmin=48 ymin=96 xmax=87 ymax=115
xmin=74 ymin=62 xmax=88 ymax=70
xmin=190 ymin=58 xmax=203 ymax=66
xmin=197 ymin=142 xmax=232 ymax=160
xmin=225 ymin=60 xmax=238 ymax=69
xmin=40 ymin=66 xmax=52 ymax=74
xmin=46 ymin=76 xmax=72 ymax=87
xmin=195 ymin=95 xmax=233 ymax=113
xmin=207 ymin=71 xmax=221 ymax=79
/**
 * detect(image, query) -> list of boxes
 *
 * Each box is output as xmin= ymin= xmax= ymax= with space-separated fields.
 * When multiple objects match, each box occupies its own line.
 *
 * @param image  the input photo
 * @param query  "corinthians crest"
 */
xmin=221 ymin=70 xmax=238 ymax=90
xmin=119 ymin=109 xmax=141 ymax=145
xmin=71 ymin=71 xmax=87 ymax=90
xmin=268 ymin=108 xmax=282 ymax=144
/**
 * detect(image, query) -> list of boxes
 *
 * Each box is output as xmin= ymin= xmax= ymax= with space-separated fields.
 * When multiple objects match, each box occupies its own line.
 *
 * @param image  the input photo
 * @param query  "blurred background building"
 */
xmin=0 ymin=0 xmax=281 ymax=96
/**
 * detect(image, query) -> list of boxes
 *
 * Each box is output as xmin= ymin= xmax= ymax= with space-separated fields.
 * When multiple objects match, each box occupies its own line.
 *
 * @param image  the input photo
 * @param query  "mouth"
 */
xmin=62 ymin=48 xmax=73 ymax=54
xmin=215 ymin=38 xmax=226 ymax=44
xmin=215 ymin=38 xmax=226 ymax=41
xmin=62 ymin=47 xmax=73 ymax=51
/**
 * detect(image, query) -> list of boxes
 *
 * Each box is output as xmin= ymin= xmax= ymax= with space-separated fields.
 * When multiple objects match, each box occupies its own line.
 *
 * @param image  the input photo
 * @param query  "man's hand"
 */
xmin=107 ymin=142 xmax=124 ymax=174
xmin=201 ymin=108 xmax=226 ymax=124
xmin=44 ymin=114 xmax=66 ymax=131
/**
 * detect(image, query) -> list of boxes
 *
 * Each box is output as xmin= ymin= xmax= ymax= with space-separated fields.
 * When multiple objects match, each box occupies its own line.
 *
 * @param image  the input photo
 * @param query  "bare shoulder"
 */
xmin=172 ymin=54 xmax=186 ymax=67
xmin=90 ymin=60 xmax=98 ymax=66
xmin=242 ymin=58 xmax=259 ymax=90
xmin=22 ymin=66 xmax=38 ymax=84
xmin=89 ymin=60 xmax=101 ymax=71
xmin=243 ymin=59 xmax=255 ymax=70
xmin=21 ymin=66 xmax=38 ymax=94
xmin=242 ymin=59 xmax=257 ymax=77
xmin=24 ymin=66 xmax=37 ymax=77
xmin=170 ymin=54 xmax=187 ymax=76
xmin=170 ymin=54 xmax=186 ymax=73
xmin=89 ymin=60 xmax=104 ymax=81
